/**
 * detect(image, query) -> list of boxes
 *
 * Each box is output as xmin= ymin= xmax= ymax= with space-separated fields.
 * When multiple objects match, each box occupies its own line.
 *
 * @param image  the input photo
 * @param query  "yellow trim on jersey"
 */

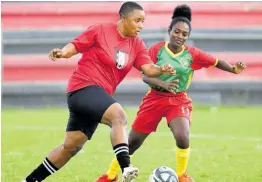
xmin=146 ymin=89 xmax=152 ymax=96
xmin=214 ymin=58 xmax=219 ymax=66
xmin=164 ymin=42 xmax=185 ymax=58
xmin=185 ymin=72 xmax=193 ymax=90
xmin=209 ymin=58 xmax=219 ymax=67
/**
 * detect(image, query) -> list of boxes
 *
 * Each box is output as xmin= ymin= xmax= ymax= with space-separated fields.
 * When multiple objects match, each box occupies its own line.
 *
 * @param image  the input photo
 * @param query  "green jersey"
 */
xmin=148 ymin=42 xmax=218 ymax=93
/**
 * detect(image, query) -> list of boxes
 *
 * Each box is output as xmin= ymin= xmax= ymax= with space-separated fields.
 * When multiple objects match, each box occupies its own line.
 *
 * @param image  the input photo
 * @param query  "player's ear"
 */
xmin=168 ymin=28 xmax=171 ymax=35
xmin=121 ymin=15 xmax=127 ymax=22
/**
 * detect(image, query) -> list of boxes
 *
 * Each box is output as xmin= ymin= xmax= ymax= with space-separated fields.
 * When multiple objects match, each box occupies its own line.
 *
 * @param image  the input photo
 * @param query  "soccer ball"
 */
xmin=149 ymin=166 xmax=179 ymax=182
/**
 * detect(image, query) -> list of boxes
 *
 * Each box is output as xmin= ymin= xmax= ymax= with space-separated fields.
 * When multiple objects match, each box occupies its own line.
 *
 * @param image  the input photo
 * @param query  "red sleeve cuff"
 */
xmin=210 ymin=58 xmax=219 ymax=67
xmin=135 ymin=59 xmax=153 ymax=71
xmin=71 ymin=41 xmax=81 ymax=53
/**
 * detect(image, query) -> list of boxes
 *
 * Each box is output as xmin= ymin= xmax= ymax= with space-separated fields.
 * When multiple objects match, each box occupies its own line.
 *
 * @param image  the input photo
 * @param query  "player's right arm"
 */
xmin=143 ymin=75 xmax=179 ymax=93
xmin=49 ymin=24 xmax=101 ymax=61
xmin=49 ymin=43 xmax=78 ymax=61
xmin=142 ymin=42 xmax=178 ymax=93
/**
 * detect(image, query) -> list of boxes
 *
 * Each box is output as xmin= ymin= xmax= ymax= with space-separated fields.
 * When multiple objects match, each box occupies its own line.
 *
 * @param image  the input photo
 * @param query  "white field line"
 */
xmin=2 ymin=125 xmax=262 ymax=142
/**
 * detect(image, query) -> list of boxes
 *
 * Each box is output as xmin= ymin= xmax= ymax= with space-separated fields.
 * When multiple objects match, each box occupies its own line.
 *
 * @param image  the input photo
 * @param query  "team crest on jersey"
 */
xmin=181 ymin=57 xmax=191 ymax=68
xmin=115 ymin=50 xmax=129 ymax=69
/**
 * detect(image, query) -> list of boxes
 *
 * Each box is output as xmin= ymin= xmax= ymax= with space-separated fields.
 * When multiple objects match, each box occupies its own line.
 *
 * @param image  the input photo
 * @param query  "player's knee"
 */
xmin=111 ymin=107 xmax=127 ymax=126
xmin=103 ymin=103 xmax=127 ymax=127
xmin=62 ymin=142 xmax=84 ymax=158
xmin=175 ymin=131 xmax=189 ymax=149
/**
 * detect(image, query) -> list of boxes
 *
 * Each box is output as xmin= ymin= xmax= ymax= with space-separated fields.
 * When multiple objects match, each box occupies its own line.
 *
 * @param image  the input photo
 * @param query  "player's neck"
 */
xmin=116 ymin=21 xmax=128 ymax=38
xmin=167 ymin=43 xmax=183 ymax=54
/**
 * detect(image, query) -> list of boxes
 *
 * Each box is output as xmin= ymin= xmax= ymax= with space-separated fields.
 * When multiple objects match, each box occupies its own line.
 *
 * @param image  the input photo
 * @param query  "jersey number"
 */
xmin=181 ymin=107 xmax=190 ymax=116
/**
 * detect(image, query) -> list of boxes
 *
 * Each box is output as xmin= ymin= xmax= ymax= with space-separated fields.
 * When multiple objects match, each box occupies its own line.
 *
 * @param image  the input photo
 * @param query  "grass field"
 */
xmin=2 ymin=106 xmax=262 ymax=182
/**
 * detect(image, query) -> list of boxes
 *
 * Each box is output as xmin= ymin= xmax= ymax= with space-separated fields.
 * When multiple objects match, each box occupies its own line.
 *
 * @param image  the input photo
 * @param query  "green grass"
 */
xmin=2 ymin=106 xmax=262 ymax=182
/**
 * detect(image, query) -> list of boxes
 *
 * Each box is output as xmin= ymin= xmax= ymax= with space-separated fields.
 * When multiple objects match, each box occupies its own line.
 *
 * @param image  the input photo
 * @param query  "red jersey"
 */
xmin=67 ymin=23 xmax=153 ymax=95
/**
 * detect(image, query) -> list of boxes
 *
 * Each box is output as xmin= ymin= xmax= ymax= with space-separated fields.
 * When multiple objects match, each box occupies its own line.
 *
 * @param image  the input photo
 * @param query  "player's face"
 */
xmin=169 ymin=21 xmax=190 ymax=48
xmin=123 ymin=9 xmax=145 ymax=37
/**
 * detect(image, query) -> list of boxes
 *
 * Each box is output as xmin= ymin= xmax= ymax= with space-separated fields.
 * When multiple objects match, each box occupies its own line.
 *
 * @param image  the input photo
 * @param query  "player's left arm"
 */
xmin=216 ymin=60 xmax=246 ymax=74
xmin=192 ymin=47 xmax=247 ymax=74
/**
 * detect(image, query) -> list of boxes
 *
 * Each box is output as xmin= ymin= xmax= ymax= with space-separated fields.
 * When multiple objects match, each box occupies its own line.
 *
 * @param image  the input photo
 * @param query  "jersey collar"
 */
xmin=164 ymin=42 xmax=185 ymax=58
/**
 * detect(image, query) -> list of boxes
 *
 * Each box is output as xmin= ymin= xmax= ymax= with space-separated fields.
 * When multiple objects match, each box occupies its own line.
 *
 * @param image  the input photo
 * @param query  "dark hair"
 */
xmin=169 ymin=4 xmax=192 ymax=31
xmin=119 ymin=1 xmax=144 ymax=18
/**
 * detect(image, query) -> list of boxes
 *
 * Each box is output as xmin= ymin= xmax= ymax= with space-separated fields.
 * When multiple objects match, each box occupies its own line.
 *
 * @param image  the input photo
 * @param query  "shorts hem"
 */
xmin=131 ymin=126 xmax=154 ymax=134
xmin=66 ymin=128 xmax=93 ymax=140
xmin=167 ymin=115 xmax=191 ymax=124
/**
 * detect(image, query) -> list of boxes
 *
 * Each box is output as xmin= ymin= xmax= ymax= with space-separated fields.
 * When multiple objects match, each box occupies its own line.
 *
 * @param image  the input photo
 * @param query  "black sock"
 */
xmin=113 ymin=143 xmax=130 ymax=172
xmin=25 ymin=157 xmax=58 ymax=182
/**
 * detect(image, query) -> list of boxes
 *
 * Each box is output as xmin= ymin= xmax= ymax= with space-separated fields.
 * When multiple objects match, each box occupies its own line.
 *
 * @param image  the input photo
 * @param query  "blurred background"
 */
xmin=2 ymin=2 xmax=262 ymax=182
xmin=2 ymin=1 xmax=262 ymax=107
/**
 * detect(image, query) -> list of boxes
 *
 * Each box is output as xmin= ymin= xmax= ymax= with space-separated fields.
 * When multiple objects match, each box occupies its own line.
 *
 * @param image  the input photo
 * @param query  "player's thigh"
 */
xmin=67 ymin=86 xmax=116 ymax=138
xmin=166 ymin=96 xmax=192 ymax=125
xmin=168 ymin=117 xmax=190 ymax=138
xmin=166 ymin=105 xmax=192 ymax=124
xmin=67 ymin=85 xmax=116 ymax=123
xmin=166 ymin=104 xmax=192 ymax=137
xmin=132 ymin=96 xmax=165 ymax=134
xmin=66 ymin=110 xmax=99 ymax=140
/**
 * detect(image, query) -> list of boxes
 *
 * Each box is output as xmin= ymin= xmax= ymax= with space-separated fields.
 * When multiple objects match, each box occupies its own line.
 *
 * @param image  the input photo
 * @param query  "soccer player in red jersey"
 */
xmin=96 ymin=4 xmax=246 ymax=182
xmin=22 ymin=2 xmax=175 ymax=182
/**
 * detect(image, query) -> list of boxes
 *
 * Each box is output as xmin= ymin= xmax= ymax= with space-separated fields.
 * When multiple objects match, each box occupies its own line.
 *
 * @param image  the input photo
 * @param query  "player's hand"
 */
xmin=160 ymin=64 xmax=176 ymax=75
xmin=49 ymin=48 xmax=63 ymax=61
xmin=163 ymin=79 xmax=179 ymax=93
xmin=233 ymin=61 xmax=247 ymax=74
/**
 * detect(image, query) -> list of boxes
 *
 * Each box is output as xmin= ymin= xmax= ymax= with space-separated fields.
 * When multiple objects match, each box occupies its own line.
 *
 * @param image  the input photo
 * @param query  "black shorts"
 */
xmin=66 ymin=85 xmax=116 ymax=139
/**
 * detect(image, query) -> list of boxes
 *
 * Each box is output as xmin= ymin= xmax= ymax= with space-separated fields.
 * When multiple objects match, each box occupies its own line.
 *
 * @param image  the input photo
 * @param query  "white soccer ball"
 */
xmin=149 ymin=166 xmax=179 ymax=182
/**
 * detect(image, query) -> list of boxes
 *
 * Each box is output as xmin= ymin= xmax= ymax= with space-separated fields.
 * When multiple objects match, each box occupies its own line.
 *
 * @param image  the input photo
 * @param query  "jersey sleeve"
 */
xmin=71 ymin=24 xmax=101 ymax=53
xmin=148 ymin=44 xmax=159 ymax=64
xmin=190 ymin=47 xmax=218 ymax=70
xmin=148 ymin=41 xmax=165 ymax=64
xmin=133 ymin=39 xmax=153 ymax=71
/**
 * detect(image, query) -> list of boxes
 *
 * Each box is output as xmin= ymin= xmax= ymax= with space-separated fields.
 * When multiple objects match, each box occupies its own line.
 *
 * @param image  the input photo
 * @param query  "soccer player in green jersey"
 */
xmin=96 ymin=4 xmax=246 ymax=182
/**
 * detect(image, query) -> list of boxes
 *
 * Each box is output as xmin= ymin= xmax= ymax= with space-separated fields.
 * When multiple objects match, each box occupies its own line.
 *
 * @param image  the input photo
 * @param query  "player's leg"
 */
xmin=23 ymin=131 xmax=88 ymax=182
xmin=101 ymin=103 xmax=139 ymax=181
xmin=128 ymin=129 xmax=149 ymax=155
xmin=97 ymin=130 xmax=150 ymax=182
xmin=169 ymin=117 xmax=191 ymax=175
xmin=97 ymin=93 xmax=164 ymax=182
xmin=166 ymin=102 xmax=194 ymax=182
xmin=23 ymin=87 xmax=102 ymax=182
xmin=67 ymin=85 xmax=135 ymax=181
